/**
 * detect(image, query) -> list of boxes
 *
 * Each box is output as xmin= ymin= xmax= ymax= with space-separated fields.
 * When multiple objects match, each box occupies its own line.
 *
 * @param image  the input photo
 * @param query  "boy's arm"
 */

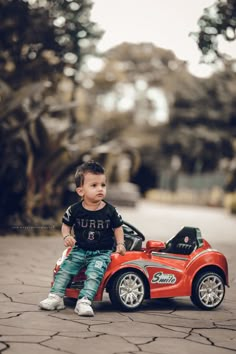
xmin=61 ymin=223 xmax=76 ymax=247
xmin=114 ymin=226 xmax=126 ymax=256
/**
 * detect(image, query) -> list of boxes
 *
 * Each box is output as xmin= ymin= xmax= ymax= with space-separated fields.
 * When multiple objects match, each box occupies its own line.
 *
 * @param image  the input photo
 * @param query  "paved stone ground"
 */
xmin=0 ymin=201 xmax=236 ymax=354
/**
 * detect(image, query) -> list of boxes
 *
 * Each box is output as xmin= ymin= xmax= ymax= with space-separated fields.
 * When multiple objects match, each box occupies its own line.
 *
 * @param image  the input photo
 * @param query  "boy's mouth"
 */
xmin=97 ymin=193 xmax=104 ymax=197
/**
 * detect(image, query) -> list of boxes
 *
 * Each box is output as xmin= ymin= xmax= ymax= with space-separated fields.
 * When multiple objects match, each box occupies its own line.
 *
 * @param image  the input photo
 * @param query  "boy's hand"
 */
xmin=116 ymin=243 xmax=126 ymax=256
xmin=63 ymin=235 xmax=76 ymax=248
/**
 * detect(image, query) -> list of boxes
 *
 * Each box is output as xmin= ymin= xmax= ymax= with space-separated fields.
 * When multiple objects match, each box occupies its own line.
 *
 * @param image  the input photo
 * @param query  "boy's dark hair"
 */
xmin=75 ymin=161 xmax=105 ymax=187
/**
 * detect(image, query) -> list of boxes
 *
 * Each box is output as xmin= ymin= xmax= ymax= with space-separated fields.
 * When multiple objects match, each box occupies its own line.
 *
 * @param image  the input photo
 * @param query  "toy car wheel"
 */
xmin=109 ymin=271 xmax=145 ymax=311
xmin=191 ymin=271 xmax=225 ymax=310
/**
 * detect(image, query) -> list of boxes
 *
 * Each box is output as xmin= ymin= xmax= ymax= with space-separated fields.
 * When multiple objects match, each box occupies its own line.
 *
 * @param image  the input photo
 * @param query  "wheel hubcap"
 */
xmin=199 ymin=275 xmax=224 ymax=308
xmin=119 ymin=273 xmax=144 ymax=308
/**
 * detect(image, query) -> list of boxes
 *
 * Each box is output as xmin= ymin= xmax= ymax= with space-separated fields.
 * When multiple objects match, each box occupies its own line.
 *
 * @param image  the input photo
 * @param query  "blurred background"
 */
xmin=1 ymin=0 xmax=236 ymax=234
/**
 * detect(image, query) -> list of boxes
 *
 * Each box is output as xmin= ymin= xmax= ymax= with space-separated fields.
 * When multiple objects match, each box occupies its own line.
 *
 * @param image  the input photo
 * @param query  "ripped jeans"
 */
xmin=51 ymin=246 xmax=112 ymax=301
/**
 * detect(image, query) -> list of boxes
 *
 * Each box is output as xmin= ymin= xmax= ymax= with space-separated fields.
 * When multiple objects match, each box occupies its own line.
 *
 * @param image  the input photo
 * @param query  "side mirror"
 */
xmin=146 ymin=240 xmax=166 ymax=253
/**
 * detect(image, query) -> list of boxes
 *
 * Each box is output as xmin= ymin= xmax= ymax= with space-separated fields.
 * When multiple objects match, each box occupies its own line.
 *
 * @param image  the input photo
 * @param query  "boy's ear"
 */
xmin=76 ymin=187 xmax=84 ymax=197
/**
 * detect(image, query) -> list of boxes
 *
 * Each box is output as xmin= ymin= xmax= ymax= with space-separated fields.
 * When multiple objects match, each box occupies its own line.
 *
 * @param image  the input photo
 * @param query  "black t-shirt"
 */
xmin=62 ymin=201 xmax=123 ymax=251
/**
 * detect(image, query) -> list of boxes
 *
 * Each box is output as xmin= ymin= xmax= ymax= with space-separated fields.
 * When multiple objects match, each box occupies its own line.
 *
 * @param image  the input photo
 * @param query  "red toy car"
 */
xmin=53 ymin=221 xmax=229 ymax=311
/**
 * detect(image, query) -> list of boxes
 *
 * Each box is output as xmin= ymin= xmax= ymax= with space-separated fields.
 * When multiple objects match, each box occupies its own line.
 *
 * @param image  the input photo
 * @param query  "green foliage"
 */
xmin=0 ymin=0 xmax=102 ymax=87
xmin=192 ymin=0 xmax=236 ymax=61
xmin=79 ymin=42 xmax=236 ymax=177
xmin=0 ymin=0 xmax=104 ymax=229
xmin=160 ymin=125 xmax=234 ymax=173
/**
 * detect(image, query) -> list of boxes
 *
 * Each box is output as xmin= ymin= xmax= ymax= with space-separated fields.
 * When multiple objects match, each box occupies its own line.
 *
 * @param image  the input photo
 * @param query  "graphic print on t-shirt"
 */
xmin=82 ymin=229 xmax=101 ymax=244
xmin=76 ymin=218 xmax=111 ymax=229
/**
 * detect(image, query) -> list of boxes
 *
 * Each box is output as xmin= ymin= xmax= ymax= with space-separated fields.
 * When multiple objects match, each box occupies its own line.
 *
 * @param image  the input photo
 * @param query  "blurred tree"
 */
xmin=0 ymin=0 xmax=102 ymax=88
xmin=0 ymin=0 xmax=104 ymax=230
xmin=192 ymin=0 xmax=236 ymax=192
xmin=164 ymin=64 xmax=236 ymax=173
xmin=160 ymin=125 xmax=233 ymax=173
xmin=192 ymin=0 xmax=236 ymax=61
xmin=78 ymin=42 xmax=236 ymax=179
xmin=82 ymin=42 xmax=185 ymax=128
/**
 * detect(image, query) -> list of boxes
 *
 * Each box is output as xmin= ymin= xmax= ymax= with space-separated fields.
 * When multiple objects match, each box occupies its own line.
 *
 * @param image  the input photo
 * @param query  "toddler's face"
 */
xmin=78 ymin=172 xmax=106 ymax=203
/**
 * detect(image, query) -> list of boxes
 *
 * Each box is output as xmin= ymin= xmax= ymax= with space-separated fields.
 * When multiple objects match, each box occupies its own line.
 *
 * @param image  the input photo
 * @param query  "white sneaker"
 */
xmin=74 ymin=297 xmax=94 ymax=317
xmin=39 ymin=293 xmax=65 ymax=311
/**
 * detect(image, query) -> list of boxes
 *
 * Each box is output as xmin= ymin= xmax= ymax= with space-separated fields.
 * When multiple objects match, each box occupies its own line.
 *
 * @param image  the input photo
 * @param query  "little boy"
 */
xmin=39 ymin=161 xmax=126 ymax=316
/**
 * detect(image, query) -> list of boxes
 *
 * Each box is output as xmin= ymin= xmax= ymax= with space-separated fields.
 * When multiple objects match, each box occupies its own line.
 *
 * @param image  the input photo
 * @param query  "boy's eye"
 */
xmin=90 ymin=183 xmax=106 ymax=187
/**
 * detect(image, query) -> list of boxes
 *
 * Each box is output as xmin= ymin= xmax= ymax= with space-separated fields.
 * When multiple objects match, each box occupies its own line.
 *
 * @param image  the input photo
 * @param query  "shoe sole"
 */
xmin=39 ymin=303 xmax=65 ymax=311
xmin=74 ymin=308 xmax=94 ymax=317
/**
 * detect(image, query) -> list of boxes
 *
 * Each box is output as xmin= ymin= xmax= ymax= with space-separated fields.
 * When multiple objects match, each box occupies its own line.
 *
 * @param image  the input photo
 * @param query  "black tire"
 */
xmin=191 ymin=271 xmax=225 ymax=310
xmin=109 ymin=271 xmax=145 ymax=311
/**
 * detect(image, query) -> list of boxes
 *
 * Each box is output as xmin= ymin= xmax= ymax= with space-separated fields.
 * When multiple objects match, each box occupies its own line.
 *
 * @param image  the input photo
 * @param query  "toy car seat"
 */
xmin=164 ymin=226 xmax=200 ymax=255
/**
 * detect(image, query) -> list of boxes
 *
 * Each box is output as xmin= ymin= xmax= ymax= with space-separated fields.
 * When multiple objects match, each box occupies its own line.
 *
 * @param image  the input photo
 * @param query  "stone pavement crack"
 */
xmin=0 ymin=341 xmax=10 ymax=353
xmin=15 ymin=282 xmax=49 ymax=288
xmin=58 ymin=332 xmax=106 ymax=339
xmin=86 ymin=333 xmax=107 ymax=339
xmin=186 ymin=328 xmax=236 ymax=352
xmin=1 ymin=299 xmax=38 ymax=306
xmin=39 ymin=332 xmax=75 ymax=354
xmin=1 ymin=294 xmax=13 ymax=302
xmin=125 ymin=336 xmax=157 ymax=345
xmin=0 ymin=313 xmax=21 ymax=320
xmin=159 ymin=324 xmax=190 ymax=334
xmin=215 ymin=326 xmax=236 ymax=332
xmin=119 ymin=313 xmax=135 ymax=321
xmin=39 ymin=342 xmax=74 ymax=354
xmin=49 ymin=313 xmax=113 ymax=328
xmin=197 ymin=332 xmax=214 ymax=345
xmin=48 ymin=313 xmax=90 ymax=327
xmin=87 ymin=322 xmax=112 ymax=328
